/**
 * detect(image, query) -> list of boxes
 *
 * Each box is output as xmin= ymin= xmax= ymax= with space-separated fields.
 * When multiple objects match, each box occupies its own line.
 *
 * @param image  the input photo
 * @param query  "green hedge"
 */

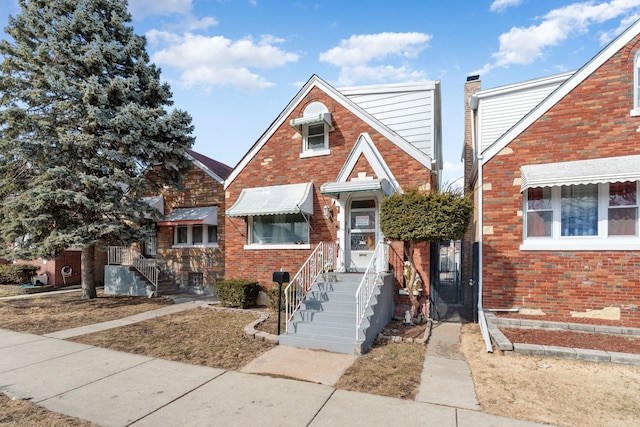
xmin=0 ymin=264 xmax=40 ymax=285
xmin=216 ymin=279 xmax=261 ymax=308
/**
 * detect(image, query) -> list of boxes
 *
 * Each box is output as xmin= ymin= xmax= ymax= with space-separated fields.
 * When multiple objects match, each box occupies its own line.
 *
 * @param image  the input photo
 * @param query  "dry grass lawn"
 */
xmin=70 ymin=307 xmax=275 ymax=370
xmin=460 ymin=323 xmax=640 ymax=427
xmin=336 ymin=339 xmax=425 ymax=400
xmin=0 ymin=289 xmax=173 ymax=334
xmin=0 ymin=394 xmax=98 ymax=427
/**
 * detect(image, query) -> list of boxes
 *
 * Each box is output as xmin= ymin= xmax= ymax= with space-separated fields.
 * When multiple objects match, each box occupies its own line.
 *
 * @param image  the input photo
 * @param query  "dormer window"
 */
xmin=291 ymin=101 xmax=334 ymax=158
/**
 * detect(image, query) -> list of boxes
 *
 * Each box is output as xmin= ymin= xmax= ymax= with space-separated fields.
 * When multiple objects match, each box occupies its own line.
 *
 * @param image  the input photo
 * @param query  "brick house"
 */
xmin=463 ymin=19 xmax=640 ymax=325
xmin=106 ymin=149 xmax=231 ymax=296
xmin=224 ymin=74 xmax=442 ymax=320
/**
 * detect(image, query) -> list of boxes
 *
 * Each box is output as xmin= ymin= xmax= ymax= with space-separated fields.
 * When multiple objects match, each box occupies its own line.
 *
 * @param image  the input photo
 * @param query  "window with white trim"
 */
xmin=632 ymin=50 xmax=640 ymax=115
xmin=249 ymin=214 xmax=309 ymax=245
xmin=523 ymin=182 xmax=639 ymax=249
xmin=173 ymin=224 xmax=218 ymax=247
xmin=304 ymin=122 xmax=329 ymax=153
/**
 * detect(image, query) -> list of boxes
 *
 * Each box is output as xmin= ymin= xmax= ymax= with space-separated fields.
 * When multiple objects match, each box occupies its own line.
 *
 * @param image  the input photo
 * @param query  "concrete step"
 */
xmin=290 ymin=321 xmax=355 ymax=338
xmin=279 ymin=332 xmax=363 ymax=355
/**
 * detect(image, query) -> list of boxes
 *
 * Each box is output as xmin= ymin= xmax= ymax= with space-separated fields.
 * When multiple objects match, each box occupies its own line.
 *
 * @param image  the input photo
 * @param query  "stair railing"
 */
xmin=284 ymin=241 xmax=338 ymax=332
xmin=355 ymin=241 xmax=389 ymax=340
xmin=108 ymin=246 xmax=159 ymax=296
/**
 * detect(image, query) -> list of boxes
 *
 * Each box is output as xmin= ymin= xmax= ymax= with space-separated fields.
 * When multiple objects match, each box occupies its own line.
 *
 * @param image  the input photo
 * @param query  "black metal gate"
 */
xmin=430 ymin=241 xmax=462 ymax=321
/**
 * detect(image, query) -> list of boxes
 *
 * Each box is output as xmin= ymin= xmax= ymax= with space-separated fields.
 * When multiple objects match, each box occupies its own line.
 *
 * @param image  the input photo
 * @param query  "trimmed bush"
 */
xmin=216 ymin=279 xmax=260 ymax=308
xmin=0 ymin=264 xmax=40 ymax=285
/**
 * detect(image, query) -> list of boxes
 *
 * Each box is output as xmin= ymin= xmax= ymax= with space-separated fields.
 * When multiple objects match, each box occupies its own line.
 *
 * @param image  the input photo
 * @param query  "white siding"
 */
xmin=477 ymin=73 xmax=572 ymax=153
xmin=340 ymin=82 xmax=438 ymax=160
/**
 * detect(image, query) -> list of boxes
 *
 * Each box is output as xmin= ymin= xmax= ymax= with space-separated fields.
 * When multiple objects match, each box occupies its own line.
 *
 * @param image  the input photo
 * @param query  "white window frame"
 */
xmin=631 ymin=50 xmax=640 ymax=116
xmin=521 ymin=182 xmax=640 ymax=251
xmin=173 ymin=224 xmax=218 ymax=248
xmin=300 ymin=122 xmax=331 ymax=158
xmin=244 ymin=214 xmax=311 ymax=250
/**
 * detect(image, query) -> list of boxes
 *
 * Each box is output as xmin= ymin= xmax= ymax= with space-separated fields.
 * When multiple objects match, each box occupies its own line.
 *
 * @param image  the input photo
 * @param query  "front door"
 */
xmin=348 ymin=199 xmax=377 ymax=271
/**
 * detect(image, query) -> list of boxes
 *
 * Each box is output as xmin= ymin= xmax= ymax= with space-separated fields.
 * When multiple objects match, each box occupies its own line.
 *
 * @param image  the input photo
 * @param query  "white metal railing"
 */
xmin=108 ymin=246 xmax=159 ymax=296
xmin=284 ymin=242 xmax=338 ymax=332
xmin=355 ymin=241 xmax=389 ymax=339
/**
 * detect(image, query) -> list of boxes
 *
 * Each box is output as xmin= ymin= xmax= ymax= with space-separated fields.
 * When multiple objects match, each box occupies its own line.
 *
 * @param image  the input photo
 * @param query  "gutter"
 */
xmin=471 ymin=101 xmax=493 ymax=353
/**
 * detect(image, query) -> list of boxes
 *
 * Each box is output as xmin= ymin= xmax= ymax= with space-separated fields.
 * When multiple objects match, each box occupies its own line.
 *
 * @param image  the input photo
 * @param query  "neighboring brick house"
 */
xmin=464 ymin=20 xmax=640 ymax=323
xmin=151 ymin=149 xmax=231 ymax=293
xmin=106 ymin=149 xmax=231 ymax=296
xmin=224 ymin=75 xmax=442 ymax=316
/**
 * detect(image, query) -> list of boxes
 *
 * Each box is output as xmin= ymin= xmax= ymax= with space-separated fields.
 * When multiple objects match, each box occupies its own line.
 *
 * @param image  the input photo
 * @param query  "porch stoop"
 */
xmin=279 ymin=273 xmax=383 ymax=355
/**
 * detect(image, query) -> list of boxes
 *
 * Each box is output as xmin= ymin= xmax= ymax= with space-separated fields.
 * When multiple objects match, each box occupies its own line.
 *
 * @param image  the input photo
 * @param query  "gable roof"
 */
xmin=481 ymin=18 xmax=640 ymax=164
xmin=225 ymin=75 xmax=437 ymax=188
xmin=186 ymin=149 xmax=232 ymax=183
xmin=472 ymin=71 xmax=573 ymax=154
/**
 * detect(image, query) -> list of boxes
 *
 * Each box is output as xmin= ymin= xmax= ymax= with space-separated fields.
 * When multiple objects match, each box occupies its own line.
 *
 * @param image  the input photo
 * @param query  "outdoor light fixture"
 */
xmin=323 ymin=204 xmax=332 ymax=219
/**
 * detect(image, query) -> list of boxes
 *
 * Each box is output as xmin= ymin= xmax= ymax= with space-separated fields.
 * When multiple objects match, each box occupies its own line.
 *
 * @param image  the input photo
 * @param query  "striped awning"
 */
xmin=290 ymin=112 xmax=334 ymax=133
xmin=320 ymin=178 xmax=394 ymax=198
xmin=226 ymin=182 xmax=314 ymax=217
xmin=520 ymin=154 xmax=640 ymax=191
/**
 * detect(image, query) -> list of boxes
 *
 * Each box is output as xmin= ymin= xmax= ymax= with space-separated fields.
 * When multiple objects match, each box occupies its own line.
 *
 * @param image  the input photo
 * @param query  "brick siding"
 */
xmin=481 ymin=39 xmax=640 ymax=321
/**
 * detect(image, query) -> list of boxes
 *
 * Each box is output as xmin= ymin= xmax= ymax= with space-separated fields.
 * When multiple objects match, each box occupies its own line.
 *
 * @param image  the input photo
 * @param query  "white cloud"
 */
xmin=150 ymin=33 xmax=299 ymax=91
xmin=319 ymin=32 xmax=431 ymax=85
xmin=474 ymin=0 xmax=640 ymax=76
xmin=128 ymin=0 xmax=193 ymax=20
xmin=490 ymin=0 xmax=524 ymax=13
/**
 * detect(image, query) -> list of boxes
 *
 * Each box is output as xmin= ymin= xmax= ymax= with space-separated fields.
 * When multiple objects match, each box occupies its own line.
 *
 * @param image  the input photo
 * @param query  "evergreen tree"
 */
xmin=380 ymin=188 xmax=473 ymax=317
xmin=0 ymin=0 xmax=194 ymax=299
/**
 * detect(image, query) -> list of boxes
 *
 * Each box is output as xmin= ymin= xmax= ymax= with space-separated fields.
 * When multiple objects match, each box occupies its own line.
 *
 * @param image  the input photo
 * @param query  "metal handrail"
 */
xmin=108 ymin=246 xmax=159 ymax=296
xmin=355 ymin=241 xmax=389 ymax=339
xmin=284 ymin=242 xmax=338 ymax=332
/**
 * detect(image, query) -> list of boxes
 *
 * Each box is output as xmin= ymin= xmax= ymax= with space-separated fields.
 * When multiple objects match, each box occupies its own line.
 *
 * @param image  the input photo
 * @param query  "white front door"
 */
xmin=348 ymin=199 xmax=377 ymax=271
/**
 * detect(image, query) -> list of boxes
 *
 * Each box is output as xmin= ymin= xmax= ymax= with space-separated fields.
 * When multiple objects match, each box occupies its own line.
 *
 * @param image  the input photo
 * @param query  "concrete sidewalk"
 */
xmin=0 ymin=327 xmax=548 ymax=427
xmin=0 ymin=292 xmax=549 ymax=426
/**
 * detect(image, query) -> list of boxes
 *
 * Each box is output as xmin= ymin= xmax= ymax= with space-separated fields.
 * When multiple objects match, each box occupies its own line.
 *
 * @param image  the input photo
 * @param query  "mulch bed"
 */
xmin=502 ymin=328 xmax=640 ymax=354
xmin=496 ymin=313 xmax=640 ymax=355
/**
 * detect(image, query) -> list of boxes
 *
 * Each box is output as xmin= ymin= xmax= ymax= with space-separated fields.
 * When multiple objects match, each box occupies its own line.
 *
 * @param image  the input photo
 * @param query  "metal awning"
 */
xmin=320 ymin=178 xmax=394 ymax=198
xmin=520 ymin=154 xmax=640 ymax=192
xmin=226 ymin=182 xmax=314 ymax=217
xmin=157 ymin=206 xmax=217 ymax=225
xmin=290 ymin=112 xmax=334 ymax=133
xmin=142 ymin=195 xmax=164 ymax=218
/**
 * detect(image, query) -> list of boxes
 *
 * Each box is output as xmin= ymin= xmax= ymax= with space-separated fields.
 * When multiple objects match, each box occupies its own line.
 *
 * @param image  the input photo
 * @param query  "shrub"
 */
xmin=216 ymin=279 xmax=260 ymax=308
xmin=0 ymin=264 xmax=40 ymax=285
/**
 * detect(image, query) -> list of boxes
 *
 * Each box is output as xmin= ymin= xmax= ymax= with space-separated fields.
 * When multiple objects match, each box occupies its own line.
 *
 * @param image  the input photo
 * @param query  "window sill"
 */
xmin=300 ymin=149 xmax=331 ymax=159
xmin=244 ymin=244 xmax=311 ymax=250
xmin=630 ymin=108 xmax=640 ymax=117
xmin=171 ymin=244 xmax=219 ymax=249
xmin=520 ymin=238 xmax=640 ymax=251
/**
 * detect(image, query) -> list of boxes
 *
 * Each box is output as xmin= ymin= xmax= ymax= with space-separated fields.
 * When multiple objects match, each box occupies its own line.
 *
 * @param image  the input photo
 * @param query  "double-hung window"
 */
xmin=304 ymin=123 xmax=329 ymax=153
xmin=523 ymin=181 xmax=639 ymax=250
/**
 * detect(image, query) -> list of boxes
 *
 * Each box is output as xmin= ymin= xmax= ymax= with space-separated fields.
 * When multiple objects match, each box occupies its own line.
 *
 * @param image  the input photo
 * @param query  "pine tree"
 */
xmin=0 ymin=0 xmax=194 ymax=299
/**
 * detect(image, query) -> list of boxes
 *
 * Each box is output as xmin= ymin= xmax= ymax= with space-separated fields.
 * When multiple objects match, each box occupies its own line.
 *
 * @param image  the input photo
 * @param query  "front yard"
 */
xmin=1 ymin=291 xmax=640 ymax=426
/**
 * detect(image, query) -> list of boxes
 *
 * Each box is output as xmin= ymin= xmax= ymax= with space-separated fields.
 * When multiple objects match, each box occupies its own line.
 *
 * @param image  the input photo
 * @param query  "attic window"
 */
xmin=290 ymin=102 xmax=333 ymax=158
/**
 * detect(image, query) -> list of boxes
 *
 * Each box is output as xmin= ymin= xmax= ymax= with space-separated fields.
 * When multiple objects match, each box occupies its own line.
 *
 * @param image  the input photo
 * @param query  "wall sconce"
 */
xmin=323 ymin=204 xmax=332 ymax=219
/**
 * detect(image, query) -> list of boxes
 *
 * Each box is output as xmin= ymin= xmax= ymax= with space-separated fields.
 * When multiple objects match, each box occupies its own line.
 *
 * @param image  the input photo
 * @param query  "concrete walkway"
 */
xmin=0 ymin=294 xmax=549 ymax=426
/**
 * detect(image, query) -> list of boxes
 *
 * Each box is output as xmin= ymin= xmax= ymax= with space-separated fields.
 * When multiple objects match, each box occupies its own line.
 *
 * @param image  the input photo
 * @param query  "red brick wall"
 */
xmin=482 ymin=38 xmax=640 ymax=320
xmin=155 ymin=163 xmax=226 ymax=287
xmin=225 ymin=86 xmax=432 ymax=289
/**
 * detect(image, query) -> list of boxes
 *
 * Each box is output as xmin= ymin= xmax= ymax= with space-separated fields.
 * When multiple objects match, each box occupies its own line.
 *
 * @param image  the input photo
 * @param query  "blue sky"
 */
xmin=2 ymin=0 xmax=640 ymax=186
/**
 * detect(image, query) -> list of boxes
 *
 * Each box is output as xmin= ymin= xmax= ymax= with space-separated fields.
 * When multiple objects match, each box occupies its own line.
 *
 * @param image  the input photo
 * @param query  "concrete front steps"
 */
xmin=279 ymin=273 xmax=378 ymax=355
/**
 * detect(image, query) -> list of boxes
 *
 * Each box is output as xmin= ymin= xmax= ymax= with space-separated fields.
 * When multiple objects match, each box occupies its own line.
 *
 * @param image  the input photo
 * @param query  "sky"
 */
xmin=2 ymin=0 xmax=640 ymax=187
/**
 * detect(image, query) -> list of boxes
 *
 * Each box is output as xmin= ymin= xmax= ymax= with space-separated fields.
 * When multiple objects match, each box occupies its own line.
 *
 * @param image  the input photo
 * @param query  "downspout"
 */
xmin=470 ymin=96 xmax=493 ymax=353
